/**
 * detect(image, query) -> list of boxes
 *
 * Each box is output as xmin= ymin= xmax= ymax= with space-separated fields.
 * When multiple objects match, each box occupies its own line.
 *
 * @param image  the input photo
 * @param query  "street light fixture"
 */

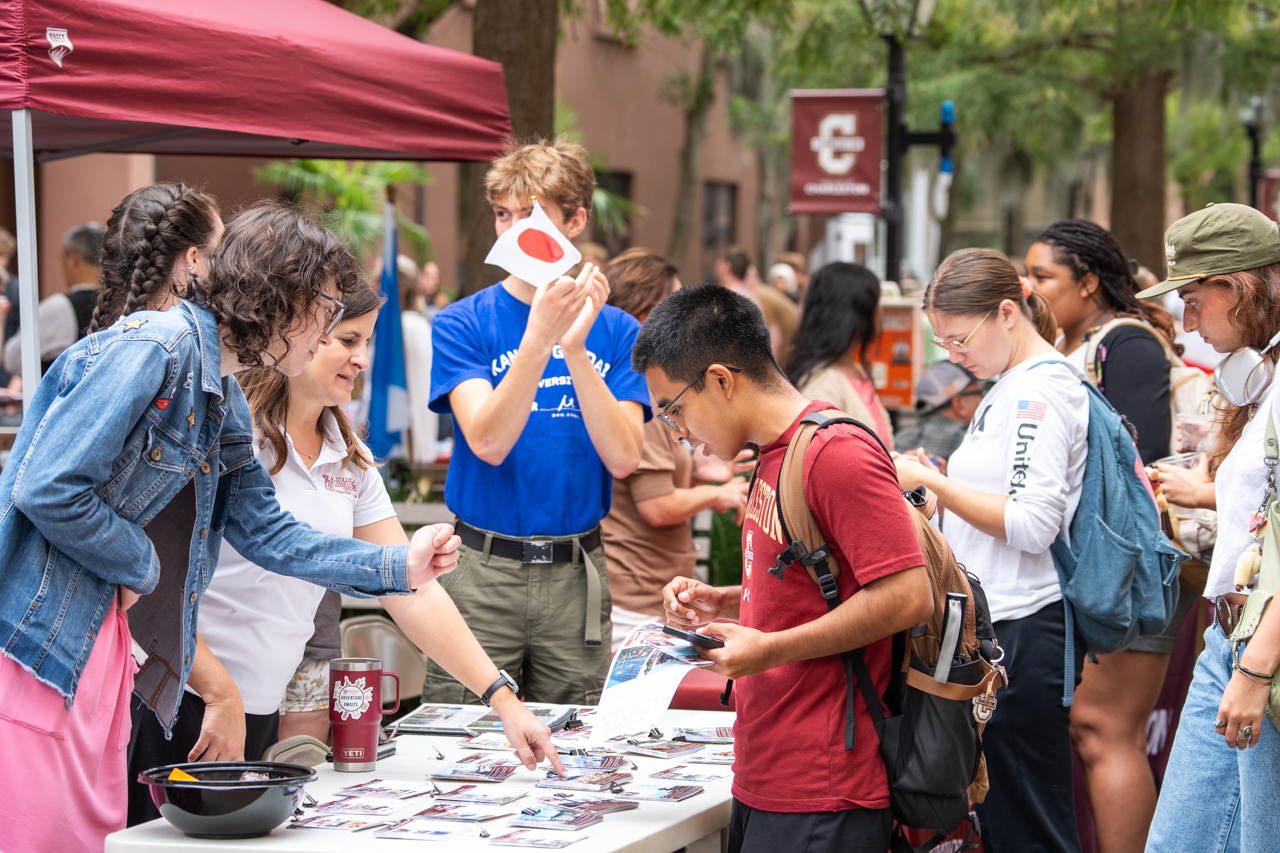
xmin=858 ymin=0 xmax=939 ymax=38
xmin=1241 ymin=96 xmax=1263 ymax=210
xmin=859 ymin=0 xmax=951 ymax=285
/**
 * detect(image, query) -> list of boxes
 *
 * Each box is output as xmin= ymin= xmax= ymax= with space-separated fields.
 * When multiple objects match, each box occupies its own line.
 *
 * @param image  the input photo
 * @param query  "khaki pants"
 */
xmin=421 ymin=540 xmax=613 ymax=705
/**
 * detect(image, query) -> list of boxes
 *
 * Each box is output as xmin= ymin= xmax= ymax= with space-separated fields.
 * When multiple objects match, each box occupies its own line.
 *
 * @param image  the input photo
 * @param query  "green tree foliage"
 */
xmin=256 ymin=159 xmax=432 ymax=262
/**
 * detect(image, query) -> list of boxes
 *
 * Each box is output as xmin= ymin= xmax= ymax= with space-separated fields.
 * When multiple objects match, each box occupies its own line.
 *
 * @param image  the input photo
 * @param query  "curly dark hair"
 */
xmin=238 ymin=284 xmax=384 ymax=474
xmin=1031 ymin=219 xmax=1181 ymax=354
xmin=192 ymin=201 xmax=363 ymax=369
xmin=92 ymin=183 xmax=221 ymax=332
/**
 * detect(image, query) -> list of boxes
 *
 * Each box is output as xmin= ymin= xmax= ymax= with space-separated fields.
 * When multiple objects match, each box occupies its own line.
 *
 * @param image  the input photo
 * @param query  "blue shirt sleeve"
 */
xmin=604 ymin=310 xmax=652 ymax=421
xmin=429 ymin=301 xmax=492 ymax=414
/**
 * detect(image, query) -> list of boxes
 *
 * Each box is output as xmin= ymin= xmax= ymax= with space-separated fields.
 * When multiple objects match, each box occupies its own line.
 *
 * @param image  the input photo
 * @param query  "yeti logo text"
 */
xmin=810 ymin=113 xmax=865 ymax=176
xmin=46 ymin=29 xmax=73 ymax=68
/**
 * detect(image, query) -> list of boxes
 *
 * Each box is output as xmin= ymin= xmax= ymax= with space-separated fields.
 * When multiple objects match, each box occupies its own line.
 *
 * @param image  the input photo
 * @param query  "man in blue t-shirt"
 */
xmin=425 ymin=140 xmax=650 ymax=704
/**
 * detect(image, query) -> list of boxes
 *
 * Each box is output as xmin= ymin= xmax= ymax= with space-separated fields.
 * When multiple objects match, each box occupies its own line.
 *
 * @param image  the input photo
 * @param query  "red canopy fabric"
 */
xmin=0 ymin=0 xmax=511 ymax=162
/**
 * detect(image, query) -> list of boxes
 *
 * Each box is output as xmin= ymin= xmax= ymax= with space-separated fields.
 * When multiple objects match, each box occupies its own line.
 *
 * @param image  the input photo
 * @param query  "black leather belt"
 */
xmin=456 ymin=520 xmax=601 ymax=565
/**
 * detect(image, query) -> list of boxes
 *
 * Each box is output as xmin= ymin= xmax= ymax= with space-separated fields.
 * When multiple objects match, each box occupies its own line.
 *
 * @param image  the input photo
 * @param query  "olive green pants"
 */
xmin=420 ymin=539 xmax=612 ymax=705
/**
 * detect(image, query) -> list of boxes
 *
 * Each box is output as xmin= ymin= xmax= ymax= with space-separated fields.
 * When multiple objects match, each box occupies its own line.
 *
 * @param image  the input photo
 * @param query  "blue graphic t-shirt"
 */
xmin=430 ymin=283 xmax=652 ymax=537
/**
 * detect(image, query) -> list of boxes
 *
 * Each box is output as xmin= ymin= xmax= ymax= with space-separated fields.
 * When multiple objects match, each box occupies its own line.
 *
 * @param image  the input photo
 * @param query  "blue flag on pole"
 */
xmin=366 ymin=200 xmax=409 ymax=460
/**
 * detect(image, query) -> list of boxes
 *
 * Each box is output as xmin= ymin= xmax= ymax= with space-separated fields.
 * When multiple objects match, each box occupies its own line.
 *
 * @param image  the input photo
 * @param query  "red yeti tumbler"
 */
xmin=329 ymin=658 xmax=400 ymax=772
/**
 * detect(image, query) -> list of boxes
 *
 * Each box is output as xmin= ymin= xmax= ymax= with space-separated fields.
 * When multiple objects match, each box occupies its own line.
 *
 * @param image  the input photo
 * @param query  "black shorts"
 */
xmin=728 ymin=798 xmax=894 ymax=853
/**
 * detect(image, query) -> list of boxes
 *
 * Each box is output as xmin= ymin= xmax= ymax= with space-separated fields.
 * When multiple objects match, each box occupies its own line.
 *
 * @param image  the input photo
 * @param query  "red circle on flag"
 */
xmin=517 ymin=229 xmax=565 ymax=264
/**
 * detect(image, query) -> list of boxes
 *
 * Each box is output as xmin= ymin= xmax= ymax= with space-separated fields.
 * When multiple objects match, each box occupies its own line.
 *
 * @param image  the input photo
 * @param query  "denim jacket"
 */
xmin=0 ymin=301 xmax=410 ymax=724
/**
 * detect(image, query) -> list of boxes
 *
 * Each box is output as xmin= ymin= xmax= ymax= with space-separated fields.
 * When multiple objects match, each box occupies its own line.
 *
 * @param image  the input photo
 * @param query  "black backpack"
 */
xmin=759 ymin=411 xmax=1006 ymax=853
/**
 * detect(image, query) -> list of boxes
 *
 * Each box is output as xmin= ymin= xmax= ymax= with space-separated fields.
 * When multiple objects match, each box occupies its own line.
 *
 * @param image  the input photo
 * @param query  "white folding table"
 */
xmin=106 ymin=709 xmax=735 ymax=853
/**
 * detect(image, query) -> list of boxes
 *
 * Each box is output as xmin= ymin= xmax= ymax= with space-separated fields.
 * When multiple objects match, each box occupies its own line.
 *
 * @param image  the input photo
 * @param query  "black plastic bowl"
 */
xmin=138 ymin=761 xmax=318 ymax=838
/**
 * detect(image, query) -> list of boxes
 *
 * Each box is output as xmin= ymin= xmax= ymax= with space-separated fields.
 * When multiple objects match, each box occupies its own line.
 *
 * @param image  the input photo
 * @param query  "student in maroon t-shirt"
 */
xmin=631 ymin=283 xmax=933 ymax=853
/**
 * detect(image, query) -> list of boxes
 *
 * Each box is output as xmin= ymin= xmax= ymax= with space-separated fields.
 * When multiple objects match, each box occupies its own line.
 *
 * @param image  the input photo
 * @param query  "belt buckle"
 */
xmin=523 ymin=539 xmax=555 ymax=564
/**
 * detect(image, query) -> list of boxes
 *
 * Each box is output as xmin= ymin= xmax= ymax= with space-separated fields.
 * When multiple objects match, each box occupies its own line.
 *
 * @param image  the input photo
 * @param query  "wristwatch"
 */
xmin=481 ymin=670 xmax=519 ymax=707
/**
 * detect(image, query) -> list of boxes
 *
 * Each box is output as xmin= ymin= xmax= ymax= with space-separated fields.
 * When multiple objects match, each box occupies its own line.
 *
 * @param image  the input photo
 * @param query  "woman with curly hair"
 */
xmin=0 ymin=188 xmax=558 ymax=852
xmin=1143 ymin=204 xmax=1280 ymax=853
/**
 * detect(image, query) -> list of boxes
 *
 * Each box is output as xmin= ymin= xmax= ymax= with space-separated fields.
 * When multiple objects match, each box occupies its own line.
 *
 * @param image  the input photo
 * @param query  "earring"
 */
xmin=186 ymin=262 xmax=195 ymax=272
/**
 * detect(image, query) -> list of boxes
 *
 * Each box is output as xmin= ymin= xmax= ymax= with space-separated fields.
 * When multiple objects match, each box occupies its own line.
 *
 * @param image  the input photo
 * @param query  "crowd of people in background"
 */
xmin=1 ymin=137 xmax=1278 ymax=853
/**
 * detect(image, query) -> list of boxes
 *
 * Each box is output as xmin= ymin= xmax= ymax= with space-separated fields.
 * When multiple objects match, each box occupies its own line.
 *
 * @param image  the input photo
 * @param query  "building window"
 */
xmin=592 ymin=171 xmax=634 ymax=258
xmin=703 ymin=182 xmax=737 ymax=248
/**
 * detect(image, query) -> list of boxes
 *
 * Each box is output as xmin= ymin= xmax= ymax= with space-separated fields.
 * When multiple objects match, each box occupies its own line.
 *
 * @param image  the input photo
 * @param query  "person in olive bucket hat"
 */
xmin=1144 ymin=203 xmax=1280 ymax=853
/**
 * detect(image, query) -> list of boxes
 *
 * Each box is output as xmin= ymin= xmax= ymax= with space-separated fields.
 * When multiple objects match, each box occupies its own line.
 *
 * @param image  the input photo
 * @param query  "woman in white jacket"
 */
xmin=894 ymin=248 xmax=1089 ymax=853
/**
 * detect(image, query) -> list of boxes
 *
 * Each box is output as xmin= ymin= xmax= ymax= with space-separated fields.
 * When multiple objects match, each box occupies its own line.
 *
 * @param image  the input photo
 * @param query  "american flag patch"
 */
xmin=1017 ymin=400 xmax=1047 ymax=421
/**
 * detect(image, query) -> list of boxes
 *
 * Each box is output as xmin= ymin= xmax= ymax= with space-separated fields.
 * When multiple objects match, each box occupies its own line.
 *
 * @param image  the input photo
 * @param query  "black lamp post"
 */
xmin=859 ymin=0 xmax=955 ymax=284
xmin=1242 ymin=96 xmax=1263 ymax=211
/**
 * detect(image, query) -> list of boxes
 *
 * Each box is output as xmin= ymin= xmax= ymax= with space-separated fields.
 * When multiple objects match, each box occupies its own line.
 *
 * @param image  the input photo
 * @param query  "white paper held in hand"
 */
xmin=484 ymin=198 xmax=582 ymax=287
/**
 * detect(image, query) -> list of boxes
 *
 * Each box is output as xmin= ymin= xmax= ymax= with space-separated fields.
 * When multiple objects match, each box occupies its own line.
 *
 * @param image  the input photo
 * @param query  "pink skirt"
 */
xmin=0 ymin=598 xmax=137 ymax=853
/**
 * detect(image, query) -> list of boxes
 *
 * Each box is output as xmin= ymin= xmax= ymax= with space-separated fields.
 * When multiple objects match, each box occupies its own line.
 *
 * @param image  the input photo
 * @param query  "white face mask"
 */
xmin=1215 ymin=329 xmax=1280 ymax=406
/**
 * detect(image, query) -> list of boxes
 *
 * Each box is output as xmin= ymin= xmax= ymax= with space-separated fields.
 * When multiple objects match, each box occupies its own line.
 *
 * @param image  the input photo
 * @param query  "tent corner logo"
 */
xmin=46 ymin=28 xmax=73 ymax=68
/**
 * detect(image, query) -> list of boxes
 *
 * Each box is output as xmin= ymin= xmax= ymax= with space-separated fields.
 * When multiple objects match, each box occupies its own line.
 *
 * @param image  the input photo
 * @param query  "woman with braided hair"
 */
xmin=0 ymin=190 xmax=567 ymax=852
xmin=91 ymin=182 xmax=223 ymax=332
xmin=1025 ymin=219 xmax=1186 ymax=853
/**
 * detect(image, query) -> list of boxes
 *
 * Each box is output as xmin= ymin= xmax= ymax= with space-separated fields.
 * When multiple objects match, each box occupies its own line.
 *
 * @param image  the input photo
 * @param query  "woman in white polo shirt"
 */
xmin=893 ymin=248 xmax=1089 ymax=853
xmin=127 ymin=285 xmax=560 ymax=823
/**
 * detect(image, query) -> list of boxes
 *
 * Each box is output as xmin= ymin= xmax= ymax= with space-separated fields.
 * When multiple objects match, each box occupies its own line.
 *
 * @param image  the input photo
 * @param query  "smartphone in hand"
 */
xmin=662 ymin=624 xmax=726 ymax=649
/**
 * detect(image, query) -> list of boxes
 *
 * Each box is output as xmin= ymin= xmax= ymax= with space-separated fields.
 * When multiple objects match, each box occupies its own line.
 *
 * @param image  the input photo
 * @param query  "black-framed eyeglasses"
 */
xmin=318 ymin=292 xmax=346 ymax=336
xmin=656 ymin=365 xmax=742 ymax=431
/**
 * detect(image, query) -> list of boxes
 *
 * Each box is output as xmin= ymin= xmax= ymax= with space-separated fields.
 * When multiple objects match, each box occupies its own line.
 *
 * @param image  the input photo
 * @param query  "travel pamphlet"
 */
xmin=507 ymin=804 xmax=602 ymax=831
xmin=674 ymin=726 xmax=735 ymax=743
xmin=395 ymin=702 xmax=578 ymax=735
xmin=313 ymin=796 xmax=405 ymax=816
xmin=617 ymin=784 xmax=705 ymax=802
xmin=434 ymin=784 xmax=529 ymax=806
xmin=535 ymin=793 xmax=639 ymax=814
xmin=686 ymin=747 xmax=735 ymax=765
xmin=536 ymin=770 xmax=633 ymax=792
xmin=622 ymin=739 xmax=705 ymax=759
xmin=432 ymin=752 xmax=521 ymax=783
xmin=489 ymin=829 xmax=587 ymax=848
xmin=650 ymin=765 xmax=732 ymax=783
xmin=331 ymin=779 xmax=437 ymax=799
xmin=289 ymin=816 xmax=391 ymax=831
xmin=556 ymin=754 xmax=631 ymax=772
xmin=591 ymin=622 xmax=717 ymax=743
xmin=412 ymin=803 xmax=519 ymax=822
xmin=374 ymin=819 xmax=472 ymax=841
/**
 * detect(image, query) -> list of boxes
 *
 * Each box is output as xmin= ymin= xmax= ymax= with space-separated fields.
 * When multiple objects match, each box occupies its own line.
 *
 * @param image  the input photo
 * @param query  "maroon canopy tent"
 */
xmin=1 ymin=0 xmax=512 ymax=402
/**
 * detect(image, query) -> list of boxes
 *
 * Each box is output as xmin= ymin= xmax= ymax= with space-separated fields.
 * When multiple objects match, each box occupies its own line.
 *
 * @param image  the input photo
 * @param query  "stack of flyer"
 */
xmin=536 ymin=793 xmax=638 ymax=814
xmin=393 ymin=703 xmax=578 ymax=736
xmin=508 ymin=804 xmax=602 ymax=831
xmin=622 ymin=739 xmax=705 ymax=759
xmin=536 ymin=770 xmax=633 ymax=792
xmin=489 ymin=829 xmax=587 ymax=848
xmin=434 ymin=785 xmax=528 ymax=806
xmin=432 ymin=753 xmax=520 ymax=783
xmin=411 ymin=803 xmax=518 ymax=822
xmin=330 ymin=779 xmax=437 ymax=800
xmin=674 ymin=726 xmax=734 ymax=744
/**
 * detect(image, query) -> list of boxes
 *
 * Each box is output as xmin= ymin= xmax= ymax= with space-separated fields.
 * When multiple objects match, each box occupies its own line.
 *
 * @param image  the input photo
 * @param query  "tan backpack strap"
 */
xmin=1083 ymin=317 xmax=1184 ymax=386
xmin=776 ymin=412 xmax=838 ymax=584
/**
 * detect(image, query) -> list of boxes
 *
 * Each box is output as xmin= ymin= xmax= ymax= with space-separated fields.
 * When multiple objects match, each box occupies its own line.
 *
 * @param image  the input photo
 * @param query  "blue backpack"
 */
xmin=1047 ymin=377 xmax=1188 ymax=706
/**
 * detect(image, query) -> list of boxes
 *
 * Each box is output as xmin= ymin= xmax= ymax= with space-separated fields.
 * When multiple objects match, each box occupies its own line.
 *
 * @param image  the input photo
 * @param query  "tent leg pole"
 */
xmin=11 ymin=109 xmax=41 ymax=414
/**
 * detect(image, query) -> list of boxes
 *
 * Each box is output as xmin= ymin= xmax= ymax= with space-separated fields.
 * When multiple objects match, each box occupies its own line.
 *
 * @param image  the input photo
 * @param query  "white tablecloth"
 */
xmin=106 ymin=709 xmax=735 ymax=853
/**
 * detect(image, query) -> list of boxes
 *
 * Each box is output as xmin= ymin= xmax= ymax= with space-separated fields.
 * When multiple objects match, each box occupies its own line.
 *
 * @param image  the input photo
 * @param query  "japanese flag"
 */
xmin=485 ymin=198 xmax=582 ymax=287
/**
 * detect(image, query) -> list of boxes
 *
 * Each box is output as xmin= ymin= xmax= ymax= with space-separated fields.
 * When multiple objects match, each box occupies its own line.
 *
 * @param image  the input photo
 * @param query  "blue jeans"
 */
xmin=1146 ymin=623 xmax=1280 ymax=852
